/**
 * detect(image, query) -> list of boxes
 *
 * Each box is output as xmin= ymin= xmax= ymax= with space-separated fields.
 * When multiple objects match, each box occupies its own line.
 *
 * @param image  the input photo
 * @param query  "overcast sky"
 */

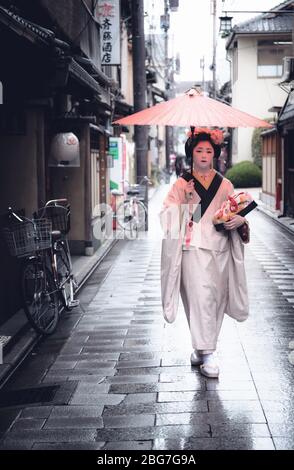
xmin=144 ymin=0 xmax=282 ymax=86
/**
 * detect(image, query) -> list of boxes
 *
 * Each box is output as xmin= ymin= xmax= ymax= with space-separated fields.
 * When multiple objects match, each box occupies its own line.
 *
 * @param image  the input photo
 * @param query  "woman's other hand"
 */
xmin=223 ymin=214 xmax=245 ymax=230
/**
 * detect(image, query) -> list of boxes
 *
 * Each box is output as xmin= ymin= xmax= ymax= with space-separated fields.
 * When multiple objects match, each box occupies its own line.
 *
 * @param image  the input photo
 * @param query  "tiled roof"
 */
xmin=271 ymin=0 xmax=294 ymax=10
xmin=278 ymin=90 xmax=294 ymax=124
xmin=226 ymin=1 xmax=294 ymax=49
xmin=232 ymin=13 xmax=293 ymax=34
xmin=0 ymin=6 xmax=55 ymax=43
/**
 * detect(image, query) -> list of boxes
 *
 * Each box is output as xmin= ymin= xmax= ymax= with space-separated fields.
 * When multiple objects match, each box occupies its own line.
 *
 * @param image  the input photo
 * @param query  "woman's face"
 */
xmin=192 ymin=141 xmax=214 ymax=170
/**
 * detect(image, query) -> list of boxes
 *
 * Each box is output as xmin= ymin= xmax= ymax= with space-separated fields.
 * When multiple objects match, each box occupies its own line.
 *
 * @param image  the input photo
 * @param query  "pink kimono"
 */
xmin=160 ymin=171 xmax=249 ymax=354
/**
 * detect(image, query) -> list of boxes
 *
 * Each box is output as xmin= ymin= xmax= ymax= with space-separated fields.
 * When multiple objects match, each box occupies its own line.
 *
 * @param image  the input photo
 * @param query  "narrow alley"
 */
xmin=0 ymin=185 xmax=294 ymax=451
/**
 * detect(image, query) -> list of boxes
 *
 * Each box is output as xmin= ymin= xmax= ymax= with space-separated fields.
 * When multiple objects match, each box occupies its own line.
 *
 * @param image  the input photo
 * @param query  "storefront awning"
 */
xmin=114 ymin=99 xmax=134 ymax=118
xmin=69 ymin=59 xmax=102 ymax=95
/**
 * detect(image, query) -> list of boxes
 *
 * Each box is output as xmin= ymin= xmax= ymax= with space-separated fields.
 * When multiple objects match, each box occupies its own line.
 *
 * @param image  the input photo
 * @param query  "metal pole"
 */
xmin=131 ymin=0 xmax=148 ymax=183
xmin=292 ymin=14 xmax=294 ymax=56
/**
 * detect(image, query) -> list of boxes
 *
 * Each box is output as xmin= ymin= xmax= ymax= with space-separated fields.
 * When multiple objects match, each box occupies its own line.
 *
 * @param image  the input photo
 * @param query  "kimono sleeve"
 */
xmin=161 ymin=179 xmax=186 ymax=209
xmin=159 ymin=180 xmax=186 ymax=324
xmin=158 ymin=180 xmax=186 ymax=238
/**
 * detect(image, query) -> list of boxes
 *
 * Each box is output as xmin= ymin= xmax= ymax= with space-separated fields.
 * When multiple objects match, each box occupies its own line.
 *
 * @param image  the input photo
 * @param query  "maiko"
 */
xmin=97 ymin=455 xmax=132 ymax=468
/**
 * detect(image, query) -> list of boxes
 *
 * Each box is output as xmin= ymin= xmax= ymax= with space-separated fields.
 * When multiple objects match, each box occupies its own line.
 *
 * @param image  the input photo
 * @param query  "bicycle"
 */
xmin=1 ymin=199 xmax=79 ymax=335
xmin=115 ymin=176 xmax=151 ymax=238
xmin=35 ymin=199 xmax=79 ymax=312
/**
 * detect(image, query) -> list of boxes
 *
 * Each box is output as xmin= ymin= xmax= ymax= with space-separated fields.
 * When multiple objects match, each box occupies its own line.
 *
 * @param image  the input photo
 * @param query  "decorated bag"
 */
xmin=213 ymin=191 xmax=257 ymax=231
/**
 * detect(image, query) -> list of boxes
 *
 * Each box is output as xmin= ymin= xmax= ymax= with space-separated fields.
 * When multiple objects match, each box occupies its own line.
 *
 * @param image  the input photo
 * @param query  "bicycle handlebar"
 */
xmin=45 ymin=199 xmax=68 ymax=207
xmin=138 ymin=176 xmax=152 ymax=185
xmin=121 ymin=176 xmax=151 ymax=187
xmin=5 ymin=200 xmax=69 ymax=227
xmin=7 ymin=207 xmax=24 ymax=223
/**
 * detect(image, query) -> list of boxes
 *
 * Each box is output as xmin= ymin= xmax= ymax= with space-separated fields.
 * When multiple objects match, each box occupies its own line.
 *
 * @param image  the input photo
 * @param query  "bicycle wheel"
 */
xmin=55 ymin=239 xmax=74 ymax=311
xmin=116 ymin=200 xmax=147 ymax=233
xmin=133 ymin=200 xmax=147 ymax=232
xmin=21 ymin=258 xmax=59 ymax=335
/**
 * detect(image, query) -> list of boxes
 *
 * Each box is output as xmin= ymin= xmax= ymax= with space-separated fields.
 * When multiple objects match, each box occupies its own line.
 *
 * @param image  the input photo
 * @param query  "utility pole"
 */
xmin=131 ymin=0 xmax=148 ymax=183
xmin=163 ymin=0 xmax=171 ymax=171
xmin=292 ymin=13 xmax=294 ymax=56
xmin=212 ymin=0 xmax=217 ymax=98
xmin=200 ymin=56 xmax=205 ymax=92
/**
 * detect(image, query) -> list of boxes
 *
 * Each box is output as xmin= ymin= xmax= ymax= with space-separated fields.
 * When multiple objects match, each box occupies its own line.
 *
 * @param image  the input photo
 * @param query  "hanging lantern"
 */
xmin=219 ymin=14 xmax=233 ymax=35
xmin=49 ymin=132 xmax=80 ymax=167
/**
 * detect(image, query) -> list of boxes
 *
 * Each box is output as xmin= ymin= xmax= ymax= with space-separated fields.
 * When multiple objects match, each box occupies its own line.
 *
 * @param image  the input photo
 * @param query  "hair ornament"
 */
xmin=186 ymin=127 xmax=224 ymax=145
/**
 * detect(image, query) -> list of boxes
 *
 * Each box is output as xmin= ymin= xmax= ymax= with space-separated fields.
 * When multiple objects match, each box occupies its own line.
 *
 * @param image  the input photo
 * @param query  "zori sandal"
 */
xmin=190 ymin=350 xmax=203 ymax=366
xmin=199 ymin=352 xmax=219 ymax=378
xmin=200 ymin=362 xmax=219 ymax=378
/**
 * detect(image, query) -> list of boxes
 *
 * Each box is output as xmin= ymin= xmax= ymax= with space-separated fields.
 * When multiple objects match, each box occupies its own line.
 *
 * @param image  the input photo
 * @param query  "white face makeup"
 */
xmin=192 ymin=141 xmax=214 ymax=171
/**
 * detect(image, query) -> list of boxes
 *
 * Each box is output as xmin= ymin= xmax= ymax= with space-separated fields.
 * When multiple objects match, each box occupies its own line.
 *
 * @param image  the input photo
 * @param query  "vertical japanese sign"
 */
xmin=97 ymin=0 xmax=121 ymax=65
xmin=109 ymin=137 xmax=123 ymax=191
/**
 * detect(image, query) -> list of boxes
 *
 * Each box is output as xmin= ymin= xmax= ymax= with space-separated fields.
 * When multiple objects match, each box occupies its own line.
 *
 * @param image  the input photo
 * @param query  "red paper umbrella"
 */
xmin=113 ymin=88 xmax=272 ymax=128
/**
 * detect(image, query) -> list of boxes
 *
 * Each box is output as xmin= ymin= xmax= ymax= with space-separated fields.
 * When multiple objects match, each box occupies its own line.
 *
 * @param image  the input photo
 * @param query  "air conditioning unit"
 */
xmin=170 ymin=0 xmax=179 ymax=11
xmin=280 ymin=57 xmax=294 ymax=83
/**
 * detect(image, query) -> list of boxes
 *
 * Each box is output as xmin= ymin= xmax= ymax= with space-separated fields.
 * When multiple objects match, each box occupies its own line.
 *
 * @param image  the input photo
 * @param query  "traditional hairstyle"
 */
xmin=185 ymin=127 xmax=224 ymax=165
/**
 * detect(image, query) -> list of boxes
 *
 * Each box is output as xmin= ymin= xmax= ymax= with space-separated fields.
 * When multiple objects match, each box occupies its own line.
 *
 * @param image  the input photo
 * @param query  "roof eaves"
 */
xmin=232 ymin=12 xmax=265 ymax=34
xmin=225 ymin=30 xmax=236 ymax=50
xmin=0 ymin=5 xmax=55 ymax=46
xmin=226 ymin=26 xmax=291 ymax=50
xmin=270 ymin=0 xmax=294 ymax=12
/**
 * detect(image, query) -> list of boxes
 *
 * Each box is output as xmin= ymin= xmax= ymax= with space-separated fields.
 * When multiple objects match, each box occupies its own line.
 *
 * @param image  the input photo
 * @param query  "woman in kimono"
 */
xmin=160 ymin=128 xmax=250 ymax=378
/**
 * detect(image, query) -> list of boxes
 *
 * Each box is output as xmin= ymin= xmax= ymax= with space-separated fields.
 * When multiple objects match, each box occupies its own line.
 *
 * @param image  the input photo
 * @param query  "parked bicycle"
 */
xmin=1 ymin=199 xmax=79 ymax=335
xmin=115 ymin=176 xmax=151 ymax=238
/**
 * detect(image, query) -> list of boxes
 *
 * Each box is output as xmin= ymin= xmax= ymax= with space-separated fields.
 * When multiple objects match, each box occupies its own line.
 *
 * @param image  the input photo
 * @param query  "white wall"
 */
xmin=231 ymin=36 xmax=287 ymax=164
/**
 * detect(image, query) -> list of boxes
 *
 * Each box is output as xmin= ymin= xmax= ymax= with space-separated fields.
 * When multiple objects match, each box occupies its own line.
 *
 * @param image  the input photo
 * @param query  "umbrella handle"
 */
xmin=190 ymin=126 xmax=194 ymax=211
xmin=190 ymin=126 xmax=195 ymax=177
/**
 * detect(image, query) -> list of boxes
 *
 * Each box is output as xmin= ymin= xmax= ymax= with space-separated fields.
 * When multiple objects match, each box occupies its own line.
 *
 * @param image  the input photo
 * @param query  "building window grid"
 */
xmin=257 ymin=40 xmax=292 ymax=78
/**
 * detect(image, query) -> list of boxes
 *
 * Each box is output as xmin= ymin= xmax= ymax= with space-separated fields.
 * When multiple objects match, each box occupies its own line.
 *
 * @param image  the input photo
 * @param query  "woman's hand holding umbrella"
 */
xmin=184 ymin=180 xmax=195 ymax=200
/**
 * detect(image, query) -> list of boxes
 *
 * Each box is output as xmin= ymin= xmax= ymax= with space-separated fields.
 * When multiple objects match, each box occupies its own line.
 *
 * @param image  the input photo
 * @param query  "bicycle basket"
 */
xmin=1 ymin=219 xmax=52 ymax=258
xmin=37 ymin=205 xmax=70 ymax=235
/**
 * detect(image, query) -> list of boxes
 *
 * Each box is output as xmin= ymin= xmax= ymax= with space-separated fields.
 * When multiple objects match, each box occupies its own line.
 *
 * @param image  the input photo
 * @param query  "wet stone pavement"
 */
xmin=1 ymin=186 xmax=294 ymax=450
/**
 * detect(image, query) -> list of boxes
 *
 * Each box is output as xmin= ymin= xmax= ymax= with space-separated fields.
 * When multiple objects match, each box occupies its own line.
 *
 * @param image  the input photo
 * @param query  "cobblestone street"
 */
xmin=1 ymin=185 xmax=294 ymax=450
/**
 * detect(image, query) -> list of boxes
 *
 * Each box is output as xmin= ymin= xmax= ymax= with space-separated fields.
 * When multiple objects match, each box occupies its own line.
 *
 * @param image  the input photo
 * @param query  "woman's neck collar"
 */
xmin=193 ymin=167 xmax=214 ymax=175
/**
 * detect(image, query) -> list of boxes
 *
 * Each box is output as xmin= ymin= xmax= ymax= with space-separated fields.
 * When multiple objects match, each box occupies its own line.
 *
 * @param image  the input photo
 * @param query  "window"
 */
xmin=257 ymin=40 xmax=292 ymax=78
